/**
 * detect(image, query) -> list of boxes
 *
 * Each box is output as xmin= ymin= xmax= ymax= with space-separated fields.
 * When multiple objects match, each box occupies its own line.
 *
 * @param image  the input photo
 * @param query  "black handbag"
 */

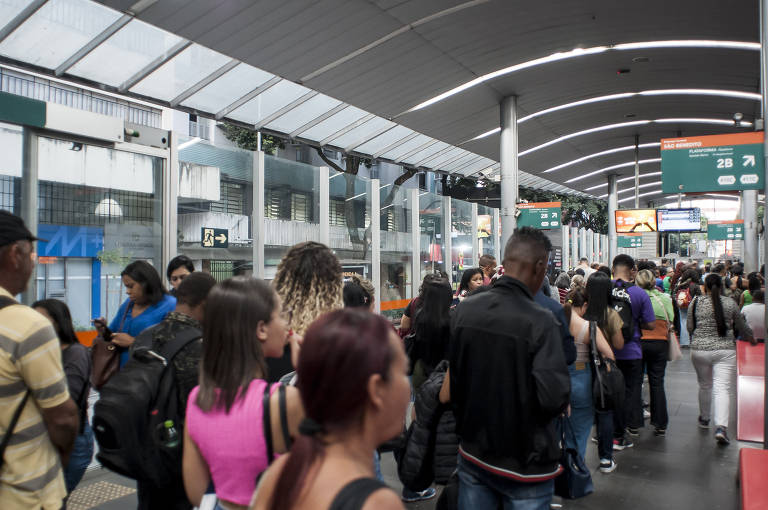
xmin=589 ymin=321 xmax=625 ymax=411
xmin=554 ymin=417 xmax=594 ymax=499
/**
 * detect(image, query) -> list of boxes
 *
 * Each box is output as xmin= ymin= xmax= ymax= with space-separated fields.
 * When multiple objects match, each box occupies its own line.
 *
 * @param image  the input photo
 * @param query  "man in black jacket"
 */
xmin=449 ymin=227 xmax=570 ymax=509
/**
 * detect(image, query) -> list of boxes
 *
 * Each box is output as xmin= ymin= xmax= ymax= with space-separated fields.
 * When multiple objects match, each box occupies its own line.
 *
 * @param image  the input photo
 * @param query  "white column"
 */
xmin=442 ymin=195 xmax=452 ymax=285
xmin=562 ymin=226 xmax=569 ymax=271
xmin=371 ymin=179 xmax=381 ymax=313
xmin=410 ymin=188 xmax=420 ymax=299
xmin=571 ymin=227 xmax=579 ymax=267
xmin=500 ymin=96 xmax=518 ymax=249
xmin=743 ymin=189 xmax=758 ymax=273
xmin=319 ymin=166 xmax=330 ymax=246
xmin=580 ymin=228 xmax=587 ymax=261
xmin=471 ymin=202 xmax=479 ymax=267
xmin=164 ymin=132 xmax=178 ymax=275
xmin=493 ymin=207 xmax=501 ymax=262
xmin=20 ymin=127 xmax=38 ymax=305
xmin=608 ymin=174 xmax=618 ymax=266
xmin=252 ymin=150 xmax=265 ymax=279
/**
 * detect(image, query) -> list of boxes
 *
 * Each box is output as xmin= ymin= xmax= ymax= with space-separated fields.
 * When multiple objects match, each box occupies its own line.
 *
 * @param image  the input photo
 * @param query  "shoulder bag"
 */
xmin=91 ymin=304 xmax=129 ymax=390
xmin=590 ymin=321 xmax=625 ymax=412
xmin=554 ymin=416 xmax=594 ymax=499
xmin=649 ymin=294 xmax=682 ymax=361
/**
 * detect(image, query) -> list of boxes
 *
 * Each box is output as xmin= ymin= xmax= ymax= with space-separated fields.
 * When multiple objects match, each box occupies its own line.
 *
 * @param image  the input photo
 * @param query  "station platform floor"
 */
xmin=68 ymin=350 xmax=755 ymax=509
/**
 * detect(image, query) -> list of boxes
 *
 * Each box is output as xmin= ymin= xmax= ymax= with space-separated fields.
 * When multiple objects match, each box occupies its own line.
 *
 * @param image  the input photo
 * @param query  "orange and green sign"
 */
xmin=517 ymin=202 xmax=561 ymax=229
xmin=707 ymin=220 xmax=744 ymax=240
xmin=618 ymin=233 xmax=643 ymax=248
xmin=661 ymin=132 xmax=764 ymax=193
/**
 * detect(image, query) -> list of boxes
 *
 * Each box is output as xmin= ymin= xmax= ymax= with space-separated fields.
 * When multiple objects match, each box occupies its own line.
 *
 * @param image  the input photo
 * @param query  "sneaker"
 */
xmin=715 ymin=427 xmax=730 ymax=445
xmin=643 ymin=409 xmax=651 ymax=419
xmin=599 ymin=458 xmax=617 ymax=473
xmin=591 ymin=435 xmax=599 ymax=444
xmin=698 ymin=416 xmax=711 ymax=429
xmin=402 ymin=487 xmax=437 ymax=502
xmin=613 ymin=437 xmax=634 ymax=451
xmin=626 ymin=427 xmax=640 ymax=436
xmin=654 ymin=427 xmax=666 ymax=436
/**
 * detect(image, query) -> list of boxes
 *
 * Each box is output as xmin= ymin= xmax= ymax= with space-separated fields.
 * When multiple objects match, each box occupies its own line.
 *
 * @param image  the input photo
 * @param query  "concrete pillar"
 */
xmin=742 ymin=189 xmax=758 ymax=273
xmin=20 ymin=127 xmax=38 ymax=305
xmin=562 ymin=226 xmax=569 ymax=271
xmin=571 ymin=227 xmax=579 ymax=268
xmin=252 ymin=150 xmax=265 ymax=279
xmin=371 ymin=179 xmax=381 ymax=313
xmin=499 ymin=96 xmax=518 ymax=249
xmin=580 ymin=228 xmax=587 ymax=262
xmin=471 ymin=203 xmax=479 ymax=267
xmin=410 ymin=188 xmax=420 ymax=301
xmin=319 ymin=167 xmax=330 ymax=246
xmin=442 ymin=195 xmax=452 ymax=284
xmin=608 ymin=174 xmax=618 ymax=266
xmin=493 ymin=208 xmax=501 ymax=262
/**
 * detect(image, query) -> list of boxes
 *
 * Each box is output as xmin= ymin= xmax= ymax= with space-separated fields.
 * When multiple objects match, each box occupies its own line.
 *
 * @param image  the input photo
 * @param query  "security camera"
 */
xmin=733 ymin=112 xmax=744 ymax=126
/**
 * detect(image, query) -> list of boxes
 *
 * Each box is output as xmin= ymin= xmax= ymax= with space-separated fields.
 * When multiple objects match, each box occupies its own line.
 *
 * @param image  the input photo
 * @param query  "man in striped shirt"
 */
xmin=0 ymin=210 xmax=78 ymax=509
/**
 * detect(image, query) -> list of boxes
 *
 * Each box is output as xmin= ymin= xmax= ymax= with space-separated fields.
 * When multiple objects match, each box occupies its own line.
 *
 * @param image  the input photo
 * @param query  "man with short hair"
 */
xmin=132 ymin=271 xmax=217 ymax=510
xmin=612 ymin=254 xmax=655 ymax=447
xmin=478 ymin=254 xmax=497 ymax=285
xmin=0 ymin=210 xmax=79 ymax=509
xmin=577 ymin=257 xmax=595 ymax=279
xmin=450 ymin=227 xmax=570 ymax=508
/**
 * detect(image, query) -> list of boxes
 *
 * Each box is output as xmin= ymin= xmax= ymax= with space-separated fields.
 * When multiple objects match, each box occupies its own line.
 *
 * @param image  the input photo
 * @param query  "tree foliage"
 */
xmin=217 ymin=123 xmax=285 ymax=154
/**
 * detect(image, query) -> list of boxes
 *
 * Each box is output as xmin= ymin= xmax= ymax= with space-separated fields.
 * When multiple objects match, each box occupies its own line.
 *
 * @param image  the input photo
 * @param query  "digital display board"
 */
xmin=615 ymin=209 xmax=657 ymax=233
xmin=656 ymin=208 xmax=702 ymax=232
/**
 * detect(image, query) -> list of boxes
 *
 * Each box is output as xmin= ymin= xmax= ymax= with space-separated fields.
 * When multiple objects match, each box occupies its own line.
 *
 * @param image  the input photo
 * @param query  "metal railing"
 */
xmin=188 ymin=120 xmax=210 ymax=140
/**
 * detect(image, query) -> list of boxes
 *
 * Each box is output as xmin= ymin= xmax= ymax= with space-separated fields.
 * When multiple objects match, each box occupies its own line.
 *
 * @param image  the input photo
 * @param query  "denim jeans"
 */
xmin=678 ymin=309 xmax=690 ymax=346
xmin=595 ymin=409 xmax=614 ymax=461
xmin=614 ymin=358 xmax=644 ymax=436
xmin=457 ymin=456 xmax=554 ymax=510
xmin=64 ymin=423 xmax=94 ymax=493
xmin=567 ymin=363 xmax=593 ymax=459
xmin=642 ymin=340 xmax=669 ymax=429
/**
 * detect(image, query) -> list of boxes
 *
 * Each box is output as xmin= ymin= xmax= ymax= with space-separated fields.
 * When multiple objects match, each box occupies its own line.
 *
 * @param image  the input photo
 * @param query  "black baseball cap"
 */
xmin=0 ymin=210 xmax=46 ymax=248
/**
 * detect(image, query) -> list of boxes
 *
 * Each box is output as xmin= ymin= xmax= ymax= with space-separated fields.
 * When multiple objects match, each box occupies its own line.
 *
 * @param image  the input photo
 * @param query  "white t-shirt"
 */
xmin=741 ymin=303 xmax=765 ymax=340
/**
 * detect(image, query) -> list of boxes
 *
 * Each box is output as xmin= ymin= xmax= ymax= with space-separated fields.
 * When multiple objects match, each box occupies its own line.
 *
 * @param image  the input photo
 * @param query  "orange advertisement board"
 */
xmin=615 ymin=209 xmax=657 ymax=233
xmin=660 ymin=132 xmax=763 ymax=151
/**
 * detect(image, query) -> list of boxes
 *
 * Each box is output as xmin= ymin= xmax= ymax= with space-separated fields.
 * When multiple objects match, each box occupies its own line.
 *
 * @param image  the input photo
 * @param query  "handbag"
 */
xmin=554 ymin=416 xmax=594 ymax=499
xmin=650 ymin=294 xmax=682 ymax=361
xmin=91 ymin=305 xmax=129 ymax=390
xmin=589 ymin=321 xmax=625 ymax=411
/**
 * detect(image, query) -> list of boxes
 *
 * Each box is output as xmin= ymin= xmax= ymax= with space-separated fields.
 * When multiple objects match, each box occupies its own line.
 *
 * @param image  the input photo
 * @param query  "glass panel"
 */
xmin=427 ymin=147 xmax=469 ymax=169
xmin=380 ymin=184 xmax=412 ymax=323
xmin=379 ymin=134 xmax=432 ymax=161
xmin=352 ymin=125 xmax=412 ymax=155
xmin=402 ymin=140 xmax=450 ymax=165
xmin=419 ymin=191 xmax=446 ymax=280
xmin=69 ymin=19 xmax=184 ymax=88
xmin=477 ymin=204 xmax=497 ymax=269
xmin=298 ymin=104 xmax=367 ymax=142
xmin=0 ymin=0 xmax=30 ymax=28
xmin=451 ymin=199 xmax=473 ymax=288
xmin=328 ymin=116 xmax=395 ymax=149
xmin=0 ymin=0 xmax=121 ymax=69
xmin=263 ymin=94 xmax=341 ymax=134
xmin=329 ymin=168 xmax=372 ymax=289
xmin=0 ymin=122 xmax=22 ymax=215
xmin=455 ymin=157 xmax=495 ymax=177
xmin=264 ymin=155 xmax=321 ymax=279
xmin=177 ymin=137 xmax=254 ymax=284
xmin=441 ymin=154 xmax=481 ymax=173
xmin=130 ymin=44 xmax=231 ymax=102
xmin=181 ymin=63 xmax=274 ymax=113
xmin=228 ymin=79 xmax=308 ymax=125
xmin=36 ymin=135 xmax=164 ymax=326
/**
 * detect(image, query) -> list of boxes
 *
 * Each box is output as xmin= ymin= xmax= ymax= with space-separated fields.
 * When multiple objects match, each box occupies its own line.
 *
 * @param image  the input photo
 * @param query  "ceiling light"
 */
xmin=542 ymin=143 xmax=660 ymax=173
xmin=584 ymin=171 xmax=662 ymax=191
xmin=95 ymin=198 xmax=123 ymax=218
xmin=617 ymin=189 xmax=664 ymax=203
xmin=467 ymin=127 xmax=501 ymax=142
xmin=566 ymin=158 xmax=661 ymax=183
xmin=599 ymin=180 xmax=663 ymax=198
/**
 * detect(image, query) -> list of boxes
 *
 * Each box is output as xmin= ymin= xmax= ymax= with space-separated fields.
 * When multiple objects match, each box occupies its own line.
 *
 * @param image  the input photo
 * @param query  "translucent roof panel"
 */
xmin=425 ymin=147 xmax=466 ymax=168
xmin=328 ymin=117 xmax=395 ymax=149
xmin=130 ymin=44 xmax=231 ymax=102
xmin=298 ymin=105 xmax=368 ymax=141
xmin=402 ymin=141 xmax=451 ymax=165
xmin=353 ymin=125 xmax=412 ymax=155
xmin=378 ymin=134 xmax=432 ymax=161
xmin=455 ymin=158 xmax=496 ymax=176
xmin=69 ymin=18 xmax=184 ymax=88
xmin=0 ymin=0 xmax=30 ymax=28
xmin=0 ymin=0 xmax=121 ymax=69
xmin=263 ymin=93 xmax=342 ymax=134
xmin=228 ymin=79 xmax=308 ymax=125
xmin=442 ymin=154 xmax=481 ymax=173
xmin=181 ymin=63 xmax=274 ymax=113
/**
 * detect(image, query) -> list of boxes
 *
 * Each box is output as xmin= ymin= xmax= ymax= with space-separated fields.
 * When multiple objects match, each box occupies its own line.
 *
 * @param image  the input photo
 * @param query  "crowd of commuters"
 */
xmin=2 ymin=205 xmax=765 ymax=510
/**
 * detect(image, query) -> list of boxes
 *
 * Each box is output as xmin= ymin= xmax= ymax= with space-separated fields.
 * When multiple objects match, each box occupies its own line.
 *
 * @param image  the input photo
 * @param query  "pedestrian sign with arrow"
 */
xmin=201 ymin=227 xmax=229 ymax=248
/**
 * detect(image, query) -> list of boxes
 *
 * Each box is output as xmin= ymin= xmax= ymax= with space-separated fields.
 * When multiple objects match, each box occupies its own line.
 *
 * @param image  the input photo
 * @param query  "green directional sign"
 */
xmin=618 ymin=235 xmax=643 ymax=248
xmin=707 ymin=221 xmax=744 ymax=240
xmin=661 ymin=132 xmax=764 ymax=193
xmin=516 ymin=202 xmax=561 ymax=230
xmin=201 ymin=227 xmax=229 ymax=248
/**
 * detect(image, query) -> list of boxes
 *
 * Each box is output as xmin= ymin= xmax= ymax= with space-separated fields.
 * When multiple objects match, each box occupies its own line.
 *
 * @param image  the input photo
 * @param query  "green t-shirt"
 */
xmin=646 ymin=288 xmax=674 ymax=321
xmin=662 ymin=276 xmax=671 ymax=294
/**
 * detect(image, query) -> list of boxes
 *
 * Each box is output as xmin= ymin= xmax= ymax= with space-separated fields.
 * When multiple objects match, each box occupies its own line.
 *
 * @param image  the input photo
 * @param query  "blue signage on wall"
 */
xmin=37 ymin=225 xmax=104 ymax=257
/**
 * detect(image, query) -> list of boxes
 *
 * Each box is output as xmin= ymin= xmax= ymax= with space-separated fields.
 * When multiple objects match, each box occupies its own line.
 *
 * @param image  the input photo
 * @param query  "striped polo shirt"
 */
xmin=0 ymin=287 xmax=70 ymax=509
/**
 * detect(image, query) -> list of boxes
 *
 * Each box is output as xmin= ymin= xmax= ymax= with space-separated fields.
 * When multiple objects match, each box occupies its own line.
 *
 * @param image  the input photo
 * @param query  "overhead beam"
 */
xmin=169 ymin=59 xmax=240 ymax=107
xmin=55 ymin=14 xmax=133 ymax=76
xmin=0 ymin=0 xmax=48 ymax=43
xmin=119 ymin=40 xmax=192 ymax=93
xmin=290 ymin=103 xmax=348 ymax=138
xmin=344 ymin=124 xmax=397 ymax=153
xmin=254 ymin=90 xmax=318 ymax=130
xmin=215 ymin=76 xmax=281 ymax=120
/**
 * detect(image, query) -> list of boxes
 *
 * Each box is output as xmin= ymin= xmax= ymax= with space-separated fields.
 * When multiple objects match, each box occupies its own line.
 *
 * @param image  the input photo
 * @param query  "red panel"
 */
xmin=737 ymin=343 xmax=765 ymax=443
xmin=740 ymin=448 xmax=768 ymax=510
xmin=738 ymin=342 xmax=765 ymax=377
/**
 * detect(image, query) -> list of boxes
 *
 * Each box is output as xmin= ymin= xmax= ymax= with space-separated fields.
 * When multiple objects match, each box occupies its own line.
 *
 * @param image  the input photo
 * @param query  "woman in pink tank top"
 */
xmin=182 ymin=277 xmax=304 ymax=510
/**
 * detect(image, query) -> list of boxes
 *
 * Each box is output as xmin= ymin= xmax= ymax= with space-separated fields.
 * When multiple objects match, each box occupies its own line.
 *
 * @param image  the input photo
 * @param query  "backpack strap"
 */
xmin=263 ymin=383 xmax=275 ymax=462
xmin=154 ymin=327 xmax=202 ymax=364
xmin=328 ymin=478 xmax=389 ymax=510
xmin=278 ymin=385 xmax=292 ymax=451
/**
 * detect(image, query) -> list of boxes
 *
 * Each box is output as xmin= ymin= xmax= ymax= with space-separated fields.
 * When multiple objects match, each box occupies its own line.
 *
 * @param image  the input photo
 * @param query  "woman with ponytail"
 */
xmin=688 ymin=273 xmax=755 ymax=446
xmin=251 ymin=309 xmax=410 ymax=510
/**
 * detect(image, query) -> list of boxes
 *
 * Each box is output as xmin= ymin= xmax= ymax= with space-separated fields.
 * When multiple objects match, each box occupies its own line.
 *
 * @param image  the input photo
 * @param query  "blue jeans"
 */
xmin=566 ymin=363 xmax=593 ymax=459
xmin=64 ymin=423 xmax=94 ymax=493
xmin=457 ymin=456 xmax=554 ymax=510
xmin=678 ymin=308 xmax=690 ymax=346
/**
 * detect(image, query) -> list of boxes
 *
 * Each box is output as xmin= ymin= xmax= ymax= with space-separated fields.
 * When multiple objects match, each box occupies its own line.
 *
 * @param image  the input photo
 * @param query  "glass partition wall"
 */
xmin=379 ymin=184 xmax=412 ymax=322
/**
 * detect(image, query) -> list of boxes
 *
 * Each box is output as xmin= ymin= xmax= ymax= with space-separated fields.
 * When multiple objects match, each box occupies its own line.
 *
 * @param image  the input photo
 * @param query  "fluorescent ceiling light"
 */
xmin=599 ymin=181 xmax=663 ymax=198
xmin=566 ymin=158 xmax=661 ymax=184
xmin=345 ymin=192 xmax=366 ymax=202
xmin=618 ymin=189 xmax=664 ymax=203
xmin=467 ymin=127 xmax=501 ymax=142
xmin=584 ymin=171 xmax=662 ymax=191
xmin=405 ymin=41 xmax=759 ymax=113
xmin=543 ymin=143 xmax=660 ymax=173
xmin=178 ymin=137 xmax=201 ymax=150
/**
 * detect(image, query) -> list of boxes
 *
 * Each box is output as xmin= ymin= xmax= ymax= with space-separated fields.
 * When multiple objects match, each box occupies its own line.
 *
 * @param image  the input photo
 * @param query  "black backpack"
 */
xmin=611 ymin=280 xmax=635 ymax=346
xmin=92 ymin=326 xmax=201 ymax=486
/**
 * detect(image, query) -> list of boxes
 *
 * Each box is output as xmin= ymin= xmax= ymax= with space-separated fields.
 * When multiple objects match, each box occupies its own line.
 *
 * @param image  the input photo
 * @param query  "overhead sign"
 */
xmin=201 ymin=227 xmax=229 ymax=248
xmin=37 ymin=225 xmax=104 ymax=257
xmin=707 ymin=220 xmax=744 ymax=240
xmin=618 ymin=234 xmax=643 ymax=248
xmin=661 ymin=132 xmax=764 ymax=193
xmin=516 ymin=202 xmax=561 ymax=229
xmin=615 ymin=209 xmax=657 ymax=233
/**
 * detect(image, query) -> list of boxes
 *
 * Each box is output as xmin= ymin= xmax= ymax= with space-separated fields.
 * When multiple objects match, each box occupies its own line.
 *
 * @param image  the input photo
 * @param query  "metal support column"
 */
xmin=319 ymin=166 xmax=330 ymax=246
xmin=571 ymin=227 xmax=579 ymax=267
xmin=743 ymin=190 xmax=758 ymax=273
xmin=20 ymin=127 xmax=38 ymax=305
xmin=163 ymin=132 xmax=179 ymax=279
xmin=471 ymin=203 xmax=479 ymax=267
xmin=500 ymin=96 xmax=519 ymax=249
xmin=410 ymin=188 xmax=420 ymax=299
xmin=634 ymin=134 xmax=640 ymax=208
xmin=492 ymin=208 xmax=501 ymax=262
xmin=252 ymin=150 xmax=265 ymax=279
xmin=608 ymin=174 xmax=618 ymax=265
xmin=371 ymin=179 xmax=381 ymax=313
xmin=580 ymin=228 xmax=587 ymax=262
xmin=562 ymin=226 xmax=569 ymax=271
xmin=761 ymin=0 xmax=768 ymax=449
xmin=442 ymin=195 xmax=452 ymax=284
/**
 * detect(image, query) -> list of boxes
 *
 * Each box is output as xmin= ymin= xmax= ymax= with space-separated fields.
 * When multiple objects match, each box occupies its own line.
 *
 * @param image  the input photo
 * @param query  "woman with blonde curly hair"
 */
xmin=267 ymin=242 xmax=344 ymax=382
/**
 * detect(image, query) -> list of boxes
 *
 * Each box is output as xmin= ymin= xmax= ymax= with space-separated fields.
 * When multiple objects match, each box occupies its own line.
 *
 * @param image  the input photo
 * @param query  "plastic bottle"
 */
xmin=162 ymin=420 xmax=180 ymax=448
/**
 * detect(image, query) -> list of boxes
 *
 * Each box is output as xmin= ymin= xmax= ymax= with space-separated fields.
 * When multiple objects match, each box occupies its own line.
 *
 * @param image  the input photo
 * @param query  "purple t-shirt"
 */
xmin=612 ymin=280 xmax=656 ymax=360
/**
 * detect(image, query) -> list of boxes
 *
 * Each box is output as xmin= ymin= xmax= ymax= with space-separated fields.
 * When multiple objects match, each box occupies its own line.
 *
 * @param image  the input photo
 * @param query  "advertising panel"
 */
xmin=615 ymin=209 xmax=657 ymax=233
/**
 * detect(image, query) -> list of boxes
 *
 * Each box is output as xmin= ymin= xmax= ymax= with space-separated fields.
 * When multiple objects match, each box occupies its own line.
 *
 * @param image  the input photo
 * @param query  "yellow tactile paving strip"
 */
xmin=67 ymin=480 xmax=136 ymax=510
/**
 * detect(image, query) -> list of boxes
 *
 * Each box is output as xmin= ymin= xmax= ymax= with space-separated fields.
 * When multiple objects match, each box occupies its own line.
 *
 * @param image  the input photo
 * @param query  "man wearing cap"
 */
xmin=0 ymin=210 xmax=79 ymax=509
